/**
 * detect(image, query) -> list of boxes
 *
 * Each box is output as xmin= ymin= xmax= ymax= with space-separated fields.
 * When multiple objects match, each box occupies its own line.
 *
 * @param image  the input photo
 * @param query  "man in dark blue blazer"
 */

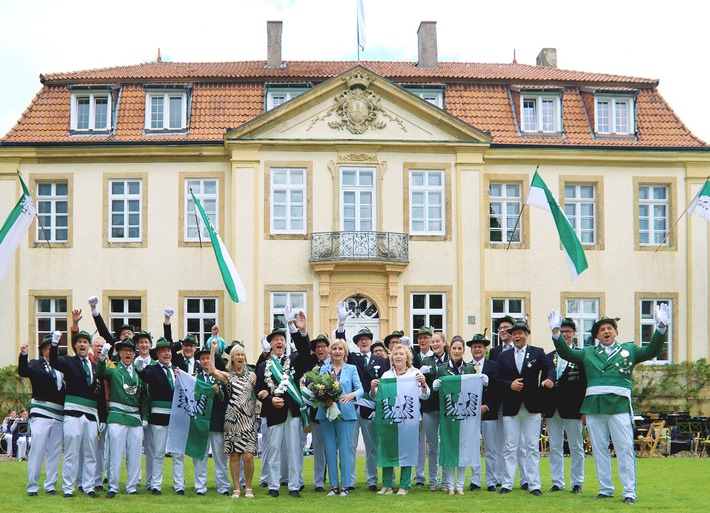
xmin=495 ymin=322 xmax=555 ymax=496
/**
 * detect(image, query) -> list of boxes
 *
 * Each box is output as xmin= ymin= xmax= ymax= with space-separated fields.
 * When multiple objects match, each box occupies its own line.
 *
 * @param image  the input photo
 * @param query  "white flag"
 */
xmin=0 ymin=175 xmax=35 ymax=279
xmin=688 ymin=180 xmax=710 ymax=222
xmin=166 ymin=371 xmax=213 ymax=459
xmin=357 ymin=0 xmax=366 ymax=51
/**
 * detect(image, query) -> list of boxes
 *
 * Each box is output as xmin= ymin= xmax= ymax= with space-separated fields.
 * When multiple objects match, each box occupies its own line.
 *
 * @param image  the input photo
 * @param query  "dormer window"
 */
xmin=145 ymin=89 xmax=188 ymax=131
xmin=595 ymin=96 xmax=634 ymax=135
xmin=521 ymin=94 xmax=560 ymax=133
xmin=70 ymin=91 xmax=112 ymax=132
xmin=265 ymin=85 xmax=310 ymax=111
xmin=404 ymin=86 xmax=444 ymax=108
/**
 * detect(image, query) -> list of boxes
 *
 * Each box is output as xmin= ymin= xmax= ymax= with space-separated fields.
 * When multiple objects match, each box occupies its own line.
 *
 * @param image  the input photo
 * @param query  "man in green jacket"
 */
xmin=549 ymin=304 xmax=669 ymax=505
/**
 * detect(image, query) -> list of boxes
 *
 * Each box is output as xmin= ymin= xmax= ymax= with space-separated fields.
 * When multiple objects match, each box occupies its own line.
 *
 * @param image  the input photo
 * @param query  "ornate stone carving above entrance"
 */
xmin=307 ymin=70 xmax=407 ymax=135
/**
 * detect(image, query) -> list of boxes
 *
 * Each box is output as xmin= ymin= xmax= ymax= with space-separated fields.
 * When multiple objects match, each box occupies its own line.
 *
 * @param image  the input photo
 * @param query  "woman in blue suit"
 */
xmin=317 ymin=339 xmax=364 ymax=497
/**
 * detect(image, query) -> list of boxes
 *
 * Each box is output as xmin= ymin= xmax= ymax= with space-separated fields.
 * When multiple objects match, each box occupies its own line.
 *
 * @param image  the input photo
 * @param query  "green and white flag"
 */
xmin=526 ymin=171 xmax=588 ymax=280
xmin=375 ymin=376 xmax=420 ymax=467
xmin=438 ymin=374 xmax=483 ymax=467
xmin=688 ymin=179 xmax=710 ymax=222
xmin=191 ymin=191 xmax=248 ymax=303
xmin=166 ymin=370 xmax=214 ymax=460
xmin=0 ymin=175 xmax=35 ymax=279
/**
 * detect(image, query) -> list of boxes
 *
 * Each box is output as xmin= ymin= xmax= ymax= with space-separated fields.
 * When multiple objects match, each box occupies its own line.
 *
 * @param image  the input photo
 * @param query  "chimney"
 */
xmin=417 ymin=21 xmax=438 ymax=69
xmin=536 ymin=48 xmax=557 ymax=68
xmin=266 ymin=21 xmax=283 ymax=68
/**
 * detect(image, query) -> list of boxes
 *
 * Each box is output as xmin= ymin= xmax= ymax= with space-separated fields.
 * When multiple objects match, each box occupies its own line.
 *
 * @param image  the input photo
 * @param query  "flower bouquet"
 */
xmin=303 ymin=366 xmax=343 ymax=421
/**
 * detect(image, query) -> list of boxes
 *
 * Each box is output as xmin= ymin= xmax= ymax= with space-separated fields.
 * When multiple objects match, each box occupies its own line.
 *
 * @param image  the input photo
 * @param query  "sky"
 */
xmin=1 ymin=0 xmax=708 ymax=142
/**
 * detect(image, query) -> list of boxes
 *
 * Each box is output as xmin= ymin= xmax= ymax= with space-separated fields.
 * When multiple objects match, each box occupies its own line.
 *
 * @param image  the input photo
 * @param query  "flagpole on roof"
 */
xmin=655 ymin=176 xmax=710 ymax=252
xmin=506 ymin=164 xmax=538 ymax=251
xmin=356 ymin=0 xmax=365 ymax=62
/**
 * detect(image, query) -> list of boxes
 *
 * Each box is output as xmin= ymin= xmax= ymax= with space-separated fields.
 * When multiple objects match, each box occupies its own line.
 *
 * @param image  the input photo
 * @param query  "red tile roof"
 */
xmin=2 ymin=60 xmax=706 ymax=148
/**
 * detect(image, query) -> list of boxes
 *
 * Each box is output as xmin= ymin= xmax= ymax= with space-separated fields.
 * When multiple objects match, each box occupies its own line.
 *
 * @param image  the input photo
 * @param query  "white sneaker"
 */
xmin=327 ymin=488 xmax=339 ymax=497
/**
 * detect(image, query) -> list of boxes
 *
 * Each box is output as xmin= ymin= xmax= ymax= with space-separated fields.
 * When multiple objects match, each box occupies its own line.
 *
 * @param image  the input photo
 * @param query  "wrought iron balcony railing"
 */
xmin=310 ymin=231 xmax=409 ymax=262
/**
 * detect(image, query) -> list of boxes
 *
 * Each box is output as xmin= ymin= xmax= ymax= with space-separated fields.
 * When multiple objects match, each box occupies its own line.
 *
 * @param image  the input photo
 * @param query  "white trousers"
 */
xmin=62 ymin=415 xmax=99 ymax=494
xmin=586 ymin=413 xmax=636 ymax=499
xmin=259 ymin=419 xmax=291 ymax=486
xmin=27 ymin=416 xmax=63 ymax=493
xmin=470 ymin=419 xmax=499 ymax=487
xmin=106 ymin=423 xmax=143 ymax=494
xmin=421 ymin=411 xmax=441 ymax=487
xmin=350 ymin=414 xmax=378 ymax=487
xmin=547 ymin=414 xmax=585 ymax=489
xmin=194 ymin=431 xmax=230 ymax=494
xmin=16 ymin=436 xmax=29 ymax=459
xmin=415 ymin=421 xmax=426 ymax=483
xmin=311 ymin=421 xmax=327 ymax=488
xmin=150 ymin=424 xmax=183 ymax=492
xmin=502 ymin=405 xmax=542 ymax=491
xmin=266 ymin=411 xmax=303 ymax=491
xmin=143 ymin=423 xmax=153 ymax=488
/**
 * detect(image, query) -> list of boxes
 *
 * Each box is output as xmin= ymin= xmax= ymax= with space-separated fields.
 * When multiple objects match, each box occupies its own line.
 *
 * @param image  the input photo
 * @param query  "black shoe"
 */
xmin=549 ymin=485 xmax=561 ymax=492
xmin=623 ymin=497 xmax=636 ymax=505
xmin=64 ymin=493 xmax=73 ymax=498
xmin=176 ymin=490 xmax=185 ymax=495
xmin=221 ymin=491 xmax=229 ymax=496
xmin=468 ymin=483 xmax=480 ymax=491
xmin=415 ymin=482 xmax=425 ymax=487
xmin=530 ymin=489 xmax=542 ymax=496
xmin=260 ymin=482 xmax=269 ymax=488
xmin=299 ymin=485 xmax=305 ymax=491
xmin=572 ymin=485 xmax=582 ymax=494
xmin=197 ymin=491 xmax=206 ymax=496
xmin=280 ymin=481 xmax=288 ymax=487
xmin=521 ymin=483 xmax=529 ymax=491
xmin=268 ymin=489 xmax=279 ymax=497
xmin=289 ymin=490 xmax=301 ymax=498
xmin=498 ymin=488 xmax=512 ymax=494
xmin=95 ymin=485 xmax=106 ymax=492
xmin=129 ymin=491 xmax=138 ymax=495
xmin=596 ymin=493 xmax=613 ymax=499
xmin=27 ymin=492 xmax=38 ymax=497
xmin=86 ymin=491 xmax=97 ymax=498
xmin=369 ymin=485 xmax=378 ymax=492
xmin=106 ymin=492 xmax=116 ymax=499
xmin=487 ymin=486 xmax=496 ymax=492
xmin=77 ymin=487 xmax=83 ymax=493
xmin=151 ymin=489 xmax=161 ymax=495
xmin=46 ymin=490 xmax=57 ymax=495
xmin=315 ymin=487 xmax=325 ymax=492
xmin=496 ymin=483 xmax=502 ymax=488
xmin=103 ymin=478 xmax=108 ymax=484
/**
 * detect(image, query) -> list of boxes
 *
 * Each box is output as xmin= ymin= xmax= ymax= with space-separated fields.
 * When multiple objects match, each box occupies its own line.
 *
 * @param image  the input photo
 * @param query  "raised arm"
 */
xmin=635 ymin=304 xmax=669 ymax=363
xmin=208 ymin=340 xmax=229 ymax=384
xmin=89 ymin=296 xmax=114 ymax=343
xmin=549 ymin=309 xmax=584 ymax=364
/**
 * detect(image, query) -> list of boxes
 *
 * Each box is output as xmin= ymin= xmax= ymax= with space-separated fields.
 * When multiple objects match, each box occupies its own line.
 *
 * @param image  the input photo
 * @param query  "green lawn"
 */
xmin=1 ymin=455 xmax=706 ymax=512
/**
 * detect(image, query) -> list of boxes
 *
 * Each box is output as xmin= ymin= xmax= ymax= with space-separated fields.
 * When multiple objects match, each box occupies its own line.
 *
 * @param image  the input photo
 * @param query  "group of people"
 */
xmin=2 ymin=407 xmax=30 ymax=460
xmin=15 ymin=295 xmax=670 ymax=506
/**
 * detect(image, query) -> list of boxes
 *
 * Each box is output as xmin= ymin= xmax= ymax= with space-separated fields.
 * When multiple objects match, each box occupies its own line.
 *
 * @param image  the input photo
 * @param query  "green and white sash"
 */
xmin=29 ymin=399 xmax=64 ymax=421
xmin=268 ymin=357 xmax=309 ymax=428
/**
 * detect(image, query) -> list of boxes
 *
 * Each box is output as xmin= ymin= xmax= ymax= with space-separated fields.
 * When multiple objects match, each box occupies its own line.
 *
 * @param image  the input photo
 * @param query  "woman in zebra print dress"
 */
xmin=208 ymin=341 xmax=257 ymax=498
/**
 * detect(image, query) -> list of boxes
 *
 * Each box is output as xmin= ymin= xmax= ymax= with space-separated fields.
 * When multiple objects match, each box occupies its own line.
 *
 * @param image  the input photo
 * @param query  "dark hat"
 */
xmin=132 ymin=330 xmax=153 ymax=345
xmin=495 ymin=316 xmax=516 ymax=330
xmin=195 ymin=346 xmax=212 ymax=358
xmin=71 ymin=330 xmax=92 ymax=344
xmin=266 ymin=327 xmax=287 ymax=342
xmin=466 ymin=333 xmax=491 ymax=347
xmin=370 ymin=341 xmax=388 ymax=353
xmin=39 ymin=334 xmax=54 ymax=349
xmin=115 ymin=338 xmax=136 ymax=352
xmin=116 ymin=324 xmax=135 ymax=336
xmin=149 ymin=337 xmax=172 ymax=358
xmin=384 ymin=330 xmax=404 ymax=345
xmin=560 ymin=317 xmax=577 ymax=331
xmin=592 ymin=317 xmax=619 ymax=339
xmin=227 ymin=340 xmax=245 ymax=352
xmin=353 ymin=328 xmax=374 ymax=344
xmin=310 ymin=333 xmax=330 ymax=350
xmin=508 ymin=321 xmax=530 ymax=334
xmin=181 ymin=334 xmax=198 ymax=346
xmin=417 ymin=326 xmax=433 ymax=336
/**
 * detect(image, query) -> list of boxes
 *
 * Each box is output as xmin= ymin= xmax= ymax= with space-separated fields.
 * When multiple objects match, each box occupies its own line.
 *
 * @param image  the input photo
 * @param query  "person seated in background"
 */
xmin=2 ymin=409 xmax=17 ymax=458
xmin=13 ymin=408 xmax=31 ymax=461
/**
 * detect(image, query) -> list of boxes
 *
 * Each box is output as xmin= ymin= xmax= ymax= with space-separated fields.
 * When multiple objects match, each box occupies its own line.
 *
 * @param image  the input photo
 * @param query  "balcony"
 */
xmin=310 ymin=231 xmax=409 ymax=263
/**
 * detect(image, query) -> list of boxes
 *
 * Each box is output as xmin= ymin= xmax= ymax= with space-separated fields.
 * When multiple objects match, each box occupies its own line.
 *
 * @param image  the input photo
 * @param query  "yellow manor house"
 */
xmin=1 ymin=21 xmax=709 ymax=366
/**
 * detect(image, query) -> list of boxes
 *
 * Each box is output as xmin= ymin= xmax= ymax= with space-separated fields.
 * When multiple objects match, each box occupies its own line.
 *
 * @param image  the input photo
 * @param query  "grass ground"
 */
xmin=0 ymin=455 xmax=706 ymax=512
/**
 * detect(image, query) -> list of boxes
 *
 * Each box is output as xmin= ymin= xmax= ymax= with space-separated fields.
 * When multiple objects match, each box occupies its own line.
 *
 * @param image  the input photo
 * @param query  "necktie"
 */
xmin=364 ymin=354 xmax=369 ymax=367
xmin=474 ymin=362 xmax=480 ymax=374
xmin=436 ymin=356 xmax=442 ymax=366
xmin=164 ymin=365 xmax=174 ymax=389
xmin=317 ymin=360 xmax=325 ymax=367
xmin=82 ymin=358 xmax=92 ymax=385
xmin=515 ymin=349 xmax=524 ymax=373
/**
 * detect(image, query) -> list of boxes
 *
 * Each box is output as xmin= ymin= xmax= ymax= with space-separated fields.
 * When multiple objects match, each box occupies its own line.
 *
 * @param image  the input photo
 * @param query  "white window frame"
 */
xmin=491 ymin=298 xmax=525 ymax=347
xmin=185 ymin=297 xmax=218 ymax=347
xmin=595 ymin=96 xmax=634 ymax=134
xmin=640 ymin=298 xmax=672 ymax=364
xmin=410 ymin=169 xmax=445 ymax=235
xmin=564 ymin=184 xmax=597 ymax=245
xmin=340 ymin=166 xmax=376 ymax=232
xmin=145 ymin=90 xmax=188 ymax=130
xmin=489 ymin=182 xmax=522 ymax=243
xmin=266 ymin=87 xmax=309 ymax=110
xmin=185 ymin=178 xmax=218 ymax=242
xmin=36 ymin=297 xmax=68 ymax=356
xmin=70 ymin=91 xmax=112 ymax=132
xmin=270 ymin=291 xmax=307 ymax=353
xmin=405 ymin=88 xmax=444 ymax=108
xmin=521 ymin=95 xmax=560 ymax=133
xmin=410 ymin=292 xmax=446 ymax=344
xmin=109 ymin=298 xmax=142 ymax=334
xmin=108 ymin=179 xmax=142 ymax=242
xmin=638 ymin=184 xmax=669 ymax=246
xmin=36 ymin=182 xmax=68 ymax=243
xmin=270 ymin=168 xmax=306 ymax=235
xmin=565 ymin=297 xmax=600 ymax=347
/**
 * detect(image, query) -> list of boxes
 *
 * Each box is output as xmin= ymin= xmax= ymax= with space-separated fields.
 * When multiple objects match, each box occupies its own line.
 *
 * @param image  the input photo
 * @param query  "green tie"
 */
xmin=82 ymin=358 xmax=91 ymax=386
xmin=164 ymin=365 xmax=174 ymax=390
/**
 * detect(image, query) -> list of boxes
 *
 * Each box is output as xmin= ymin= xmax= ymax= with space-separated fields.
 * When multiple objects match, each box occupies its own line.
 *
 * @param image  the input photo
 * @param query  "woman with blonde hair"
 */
xmin=208 ymin=341 xmax=257 ymax=499
xmin=370 ymin=344 xmax=429 ymax=495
